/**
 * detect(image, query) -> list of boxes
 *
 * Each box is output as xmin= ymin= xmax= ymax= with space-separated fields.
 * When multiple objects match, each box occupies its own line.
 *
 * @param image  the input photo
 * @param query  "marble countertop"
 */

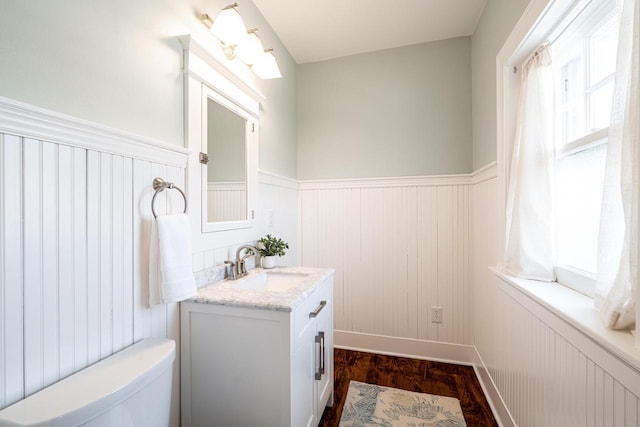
xmin=185 ymin=266 xmax=335 ymax=312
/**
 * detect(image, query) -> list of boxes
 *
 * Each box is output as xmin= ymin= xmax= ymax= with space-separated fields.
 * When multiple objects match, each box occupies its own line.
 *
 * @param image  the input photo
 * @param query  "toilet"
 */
xmin=0 ymin=338 xmax=175 ymax=427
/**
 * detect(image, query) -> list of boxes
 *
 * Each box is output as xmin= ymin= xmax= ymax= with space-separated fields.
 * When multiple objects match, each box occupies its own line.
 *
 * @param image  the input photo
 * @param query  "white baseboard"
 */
xmin=334 ymin=330 xmax=476 ymax=365
xmin=334 ymin=330 xmax=514 ymax=427
xmin=471 ymin=348 xmax=517 ymax=427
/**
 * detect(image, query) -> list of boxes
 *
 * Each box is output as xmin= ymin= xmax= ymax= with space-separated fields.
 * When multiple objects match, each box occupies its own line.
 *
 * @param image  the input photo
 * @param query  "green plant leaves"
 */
xmin=257 ymin=234 xmax=289 ymax=257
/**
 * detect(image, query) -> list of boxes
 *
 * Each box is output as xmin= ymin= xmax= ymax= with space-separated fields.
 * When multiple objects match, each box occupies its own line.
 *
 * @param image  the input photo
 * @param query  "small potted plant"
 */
xmin=256 ymin=234 xmax=289 ymax=269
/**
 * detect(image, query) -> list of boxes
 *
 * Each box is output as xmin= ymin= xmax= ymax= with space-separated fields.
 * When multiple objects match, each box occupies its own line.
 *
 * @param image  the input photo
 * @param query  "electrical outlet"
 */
xmin=431 ymin=306 xmax=443 ymax=323
xmin=267 ymin=209 xmax=274 ymax=229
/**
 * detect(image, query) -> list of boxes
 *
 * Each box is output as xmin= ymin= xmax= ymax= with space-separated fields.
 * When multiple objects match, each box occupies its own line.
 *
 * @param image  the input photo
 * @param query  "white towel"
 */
xmin=149 ymin=214 xmax=197 ymax=306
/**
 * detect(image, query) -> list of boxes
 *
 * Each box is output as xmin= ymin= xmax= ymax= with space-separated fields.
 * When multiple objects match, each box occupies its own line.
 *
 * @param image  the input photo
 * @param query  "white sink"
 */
xmin=233 ymin=271 xmax=310 ymax=292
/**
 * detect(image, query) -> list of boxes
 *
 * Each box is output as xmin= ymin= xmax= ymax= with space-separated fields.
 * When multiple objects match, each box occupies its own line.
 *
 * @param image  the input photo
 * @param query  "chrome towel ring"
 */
xmin=151 ymin=177 xmax=187 ymax=219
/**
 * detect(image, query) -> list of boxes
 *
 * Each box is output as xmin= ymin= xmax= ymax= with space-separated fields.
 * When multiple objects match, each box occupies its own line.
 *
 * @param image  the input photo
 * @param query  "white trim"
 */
xmin=299 ymin=172 xmax=472 ymax=190
xmin=178 ymin=34 xmax=264 ymax=111
xmin=556 ymin=264 xmax=596 ymax=297
xmin=0 ymin=96 xmax=188 ymax=167
xmin=260 ymin=164 xmax=499 ymax=192
xmin=499 ymin=0 xmax=575 ymax=68
xmin=557 ymin=127 xmax=608 ymax=157
xmin=472 ymin=349 xmax=517 ymax=427
xmin=207 ymin=182 xmax=245 ymax=191
xmin=547 ymin=0 xmax=592 ymax=46
xmin=471 ymin=161 xmax=498 ymax=185
xmin=334 ymin=330 xmax=476 ymax=365
xmin=258 ymin=170 xmax=299 ymax=190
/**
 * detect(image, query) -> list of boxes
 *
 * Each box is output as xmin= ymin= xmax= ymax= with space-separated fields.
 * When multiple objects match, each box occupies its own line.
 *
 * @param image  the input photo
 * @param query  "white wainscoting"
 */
xmin=206 ymin=182 xmax=247 ymax=223
xmin=300 ymin=174 xmax=472 ymax=347
xmin=258 ymin=171 xmax=300 ymax=267
xmin=0 ymin=97 xmax=187 ymax=427
xmin=472 ymin=164 xmax=640 ymax=426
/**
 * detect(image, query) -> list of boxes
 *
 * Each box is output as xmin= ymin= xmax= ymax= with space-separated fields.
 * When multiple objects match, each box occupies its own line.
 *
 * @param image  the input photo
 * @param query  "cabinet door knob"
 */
xmin=309 ymin=301 xmax=327 ymax=318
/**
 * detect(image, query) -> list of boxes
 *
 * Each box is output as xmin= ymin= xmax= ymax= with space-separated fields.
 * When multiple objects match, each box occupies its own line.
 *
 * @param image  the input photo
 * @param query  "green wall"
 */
xmin=297 ymin=37 xmax=472 ymax=180
xmin=1 ymin=0 xmax=531 ymax=178
xmin=0 ymin=0 xmax=298 ymax=178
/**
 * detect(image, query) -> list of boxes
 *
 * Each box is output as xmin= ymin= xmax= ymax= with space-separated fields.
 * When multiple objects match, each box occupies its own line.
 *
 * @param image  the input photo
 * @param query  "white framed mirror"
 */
xmin=179 ymin=34 xmax=264 ymax=251
xmin=201 ymin=86 xmax=257 ymax=232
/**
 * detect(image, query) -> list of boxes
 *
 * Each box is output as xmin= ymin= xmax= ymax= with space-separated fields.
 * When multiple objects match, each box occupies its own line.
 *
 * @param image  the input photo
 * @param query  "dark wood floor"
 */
xmin=319 ymin=349 xmax=498 ymax=427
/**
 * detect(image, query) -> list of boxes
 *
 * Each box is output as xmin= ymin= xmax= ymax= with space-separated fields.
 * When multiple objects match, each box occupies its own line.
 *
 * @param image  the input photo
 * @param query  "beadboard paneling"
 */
xmin=472 ymin=168 xmax=640 ymax=426
xmin=0 ymin=102 xmax=186 ymax=422
xmin=300 ymin=179 xmax=471 ymax=345
xmin=0 ymin=133 xmax=24 ymax=407
xmin=258 ymin=172 xmax=300 ymax=267
xmin=206 ymin=183 xmax=247 ymax=223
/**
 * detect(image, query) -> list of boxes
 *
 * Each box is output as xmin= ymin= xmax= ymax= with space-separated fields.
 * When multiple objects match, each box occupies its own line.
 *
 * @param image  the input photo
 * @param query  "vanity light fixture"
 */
xmin=207 ymin=3 xmax=247 ymax=47
xmin=251 ymin=48 xmax=282 ymax=79
xmin=201 ymin=3 xmax=282 ymax=79
xmin=233 ymin=28 xmax=265 ymax=65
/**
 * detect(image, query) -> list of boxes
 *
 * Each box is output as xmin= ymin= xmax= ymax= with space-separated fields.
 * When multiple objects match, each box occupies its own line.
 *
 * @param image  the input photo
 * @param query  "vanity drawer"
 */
xmin=294 ymin=278 xmax=331 ymax=340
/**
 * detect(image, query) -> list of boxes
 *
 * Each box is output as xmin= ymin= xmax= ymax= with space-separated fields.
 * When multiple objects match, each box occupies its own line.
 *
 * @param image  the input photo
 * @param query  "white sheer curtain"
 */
xmin=504 ymin=45 xmax=556 ymax=281
xmin=595 ymin=0 xmax=639 ymax=330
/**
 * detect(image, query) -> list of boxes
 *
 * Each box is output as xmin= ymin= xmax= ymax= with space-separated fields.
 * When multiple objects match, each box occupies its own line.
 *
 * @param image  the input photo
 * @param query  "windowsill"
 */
xmin=490 ymin=266 xmax=640 ymax=373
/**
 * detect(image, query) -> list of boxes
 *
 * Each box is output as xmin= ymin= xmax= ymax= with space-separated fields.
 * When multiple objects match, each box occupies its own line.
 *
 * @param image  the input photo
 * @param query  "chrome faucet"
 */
xmin=227 ymin=244 xmax=258 ymax=280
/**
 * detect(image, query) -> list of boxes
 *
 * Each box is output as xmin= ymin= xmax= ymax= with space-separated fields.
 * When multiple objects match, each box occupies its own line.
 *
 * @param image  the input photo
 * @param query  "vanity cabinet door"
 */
xmin=315 ymin=287 xmax=333 ymax=415
xmin=181 ymin=303 xmax=291 ymax=427
xmin=292 ymin=277 xmax=334 ymax=426
xmin=292 ymin=316 xmax=317 ymax=427
xmin=294 ymin=278 xmax=334 ymax=424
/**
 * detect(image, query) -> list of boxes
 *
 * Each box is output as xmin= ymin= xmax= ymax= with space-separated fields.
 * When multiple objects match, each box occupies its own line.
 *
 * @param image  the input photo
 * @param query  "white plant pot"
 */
xmin=262 ymin=256 xmax=277 ymax=269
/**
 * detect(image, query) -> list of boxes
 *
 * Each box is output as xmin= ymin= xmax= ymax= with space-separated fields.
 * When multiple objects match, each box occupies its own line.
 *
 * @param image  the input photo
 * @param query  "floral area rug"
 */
xmin=339 ymin=380 xmax=467 ymax=427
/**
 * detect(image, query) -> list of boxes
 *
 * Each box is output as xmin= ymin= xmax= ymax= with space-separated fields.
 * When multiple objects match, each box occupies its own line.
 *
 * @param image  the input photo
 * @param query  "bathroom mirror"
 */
xmin=201 ymin=86 xmax=257 ymax=233
xmin=205 ymin=97 xmax=247 ymax=222
xmin=180 ymin=34 xmax=263 ymax=250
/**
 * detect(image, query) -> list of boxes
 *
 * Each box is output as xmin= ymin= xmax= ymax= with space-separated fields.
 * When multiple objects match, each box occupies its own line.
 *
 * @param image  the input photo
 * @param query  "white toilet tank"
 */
xmin=0 ymin=338 xmax=175 ymax=427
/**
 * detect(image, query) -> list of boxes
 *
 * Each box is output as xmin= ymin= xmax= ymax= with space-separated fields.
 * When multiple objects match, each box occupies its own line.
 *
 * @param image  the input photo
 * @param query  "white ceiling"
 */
xmin=252 ymin=0 xmax=487 ymax=64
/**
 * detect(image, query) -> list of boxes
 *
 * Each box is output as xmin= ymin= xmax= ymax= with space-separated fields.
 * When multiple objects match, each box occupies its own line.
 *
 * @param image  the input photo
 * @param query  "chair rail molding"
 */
xmin=0 ymin=96 xmax=188 ymax=167
xmin=299 ymin=172 xmax=473 ymax=190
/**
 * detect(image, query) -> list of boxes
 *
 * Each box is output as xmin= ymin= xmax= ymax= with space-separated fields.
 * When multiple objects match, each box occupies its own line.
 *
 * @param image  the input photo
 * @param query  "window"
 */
xmin=550 ymin=0 xmax=619 ymax=296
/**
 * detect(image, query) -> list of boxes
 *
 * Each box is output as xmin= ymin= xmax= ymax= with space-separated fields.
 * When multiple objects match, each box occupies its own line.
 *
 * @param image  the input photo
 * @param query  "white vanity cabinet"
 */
xmin=181 ymin=271 xmax=333 ymax=427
